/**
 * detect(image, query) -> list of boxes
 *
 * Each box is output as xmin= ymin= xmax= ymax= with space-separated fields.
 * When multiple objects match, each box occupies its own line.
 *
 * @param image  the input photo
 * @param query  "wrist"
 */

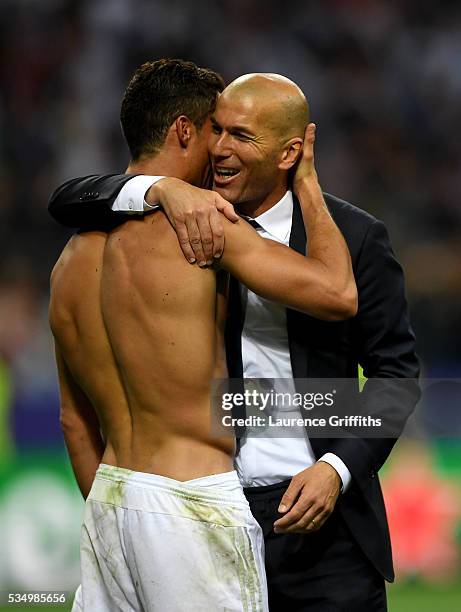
xmin=146 ymin=181 xmax=162 ymax=206
xmin=146 ymin=176 xmax=174 ymax=206
xmin=294 ymin=172 xmax=319 ymax=194
xmin=317 ymin=460 xmax=341 ymax=488
xmin=294 ymin=176 xmax=327 ymax=216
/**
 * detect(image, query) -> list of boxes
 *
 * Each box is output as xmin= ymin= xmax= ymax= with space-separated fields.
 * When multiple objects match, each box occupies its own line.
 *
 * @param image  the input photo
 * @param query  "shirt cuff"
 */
xmin=318 ymin=453 xmax=352 ymax=493
xmin=111 ymin=175 xmax=165 ymax=213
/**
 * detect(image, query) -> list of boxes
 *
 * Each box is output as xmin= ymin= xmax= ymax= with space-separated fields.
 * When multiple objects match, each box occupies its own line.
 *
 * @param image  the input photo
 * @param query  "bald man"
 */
xmin=211 ymin=73 xmax=312 ymax=218
xmin=49 ymin=67 xmax=420 ymax=612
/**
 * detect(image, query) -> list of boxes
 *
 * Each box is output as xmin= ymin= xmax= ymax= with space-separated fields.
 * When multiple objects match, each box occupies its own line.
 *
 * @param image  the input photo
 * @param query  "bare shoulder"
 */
xmin=49 ymin=231 xmax=107 ymax=334
xmin=104 ymin=211 xmax=216 ymax=302
xmin=51 ymin=231 xmax=107 ymax=288
xmin=106 ymin=210 xmax=182 ymax=261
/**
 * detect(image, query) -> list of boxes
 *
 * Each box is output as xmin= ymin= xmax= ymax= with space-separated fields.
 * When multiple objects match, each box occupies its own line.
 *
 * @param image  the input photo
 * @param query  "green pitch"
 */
xmin=387 ymin=581 xmax=461 ymax=612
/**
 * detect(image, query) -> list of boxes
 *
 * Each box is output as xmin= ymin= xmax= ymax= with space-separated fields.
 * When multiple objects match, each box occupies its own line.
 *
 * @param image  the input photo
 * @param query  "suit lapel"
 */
xmin=287 ymin=196 xmax=309 ymax=384
xmin=288 ymin=196 xmax=336 ymax=458
xmin=225 ymin=275 xmax=246 ymax=445
xmin=288 ymin=194 xmax=307 ymax=254
xmin=225 ymin=275 xmax=245 ymax=378
xmin=224 ymin=197 xmax=313 ymax=385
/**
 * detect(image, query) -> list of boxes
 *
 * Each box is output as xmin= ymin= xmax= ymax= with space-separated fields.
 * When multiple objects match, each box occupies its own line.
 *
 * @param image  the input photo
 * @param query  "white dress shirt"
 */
xmin=112 ymin=175 xmax=165 ymax=212
xmin=112 ymin=179 xmax=351 ymax=491
xmin=234 ymin=191 xmax=350 ymax=490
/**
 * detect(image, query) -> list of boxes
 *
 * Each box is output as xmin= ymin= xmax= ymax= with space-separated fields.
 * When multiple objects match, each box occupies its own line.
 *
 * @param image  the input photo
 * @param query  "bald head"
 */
xmin=221 ymin=73 xmax=309 ymax=141
xmin=210 ymin=73 xmax=311 ymax=214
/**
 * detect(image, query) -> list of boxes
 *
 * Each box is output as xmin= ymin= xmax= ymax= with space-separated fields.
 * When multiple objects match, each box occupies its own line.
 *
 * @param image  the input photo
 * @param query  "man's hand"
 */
xmin=147 ymin=177 xmax=239 ymax=266
xmin=293 ymin=122 xmax=318 ymax=191
xmin=273 ymin=462 xmax=341 ymax=534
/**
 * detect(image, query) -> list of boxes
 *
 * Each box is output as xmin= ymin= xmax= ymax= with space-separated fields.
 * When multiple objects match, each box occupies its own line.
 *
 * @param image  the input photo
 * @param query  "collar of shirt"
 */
xmin=241 ymin=190 xmax=293 ymax=243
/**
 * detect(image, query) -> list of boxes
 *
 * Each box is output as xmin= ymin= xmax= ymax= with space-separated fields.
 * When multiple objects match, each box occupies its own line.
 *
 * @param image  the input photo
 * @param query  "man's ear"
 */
xmin=175 ymin=115 xmax=194 ymax=148
xmin=279 ymin=137 xmax=303 ymax=171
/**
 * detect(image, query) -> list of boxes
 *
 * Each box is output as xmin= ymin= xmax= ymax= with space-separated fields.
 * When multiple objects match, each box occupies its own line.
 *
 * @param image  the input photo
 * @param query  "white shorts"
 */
xmin=72 ymin=464 xmax=268 ymax=612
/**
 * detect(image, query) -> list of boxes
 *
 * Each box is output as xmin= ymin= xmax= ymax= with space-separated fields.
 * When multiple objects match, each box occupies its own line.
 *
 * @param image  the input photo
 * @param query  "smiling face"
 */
xmin=208 ymin=75 xmax=308 ymax=215
xmin=209 ymin=94 xmax=293 ymax=215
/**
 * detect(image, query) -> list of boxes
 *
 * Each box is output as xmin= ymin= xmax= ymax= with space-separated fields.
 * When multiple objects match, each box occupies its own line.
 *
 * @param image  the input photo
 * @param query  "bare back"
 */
xmin=49 ymin=212 xmax=233 ymax=480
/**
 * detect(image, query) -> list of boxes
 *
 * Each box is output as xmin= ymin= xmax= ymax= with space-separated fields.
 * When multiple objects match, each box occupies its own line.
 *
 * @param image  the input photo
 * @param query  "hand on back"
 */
xmin=147 ymin=178 xmax=239 ymax=266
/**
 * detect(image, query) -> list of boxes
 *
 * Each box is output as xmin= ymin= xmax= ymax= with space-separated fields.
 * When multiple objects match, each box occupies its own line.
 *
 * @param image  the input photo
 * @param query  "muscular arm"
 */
xmin=55 ymin=346 xmax=104 ymax=498
xmin=220 ymin=125 xmax=357 ymax=321
xmin=220 ymin=220 xmax=355 ymax=320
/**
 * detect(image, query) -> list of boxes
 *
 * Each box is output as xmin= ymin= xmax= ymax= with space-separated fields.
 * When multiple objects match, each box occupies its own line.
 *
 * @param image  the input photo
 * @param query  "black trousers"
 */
xmin=244 ymin=480 xmax=387 ymax=612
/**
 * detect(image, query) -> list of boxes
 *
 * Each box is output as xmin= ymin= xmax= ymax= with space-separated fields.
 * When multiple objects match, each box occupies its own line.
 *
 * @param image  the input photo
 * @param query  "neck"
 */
xmin=126 ymin=150 xmax=187 ymax=180
xmin=236 ymin=184 xmax=289 ymax=218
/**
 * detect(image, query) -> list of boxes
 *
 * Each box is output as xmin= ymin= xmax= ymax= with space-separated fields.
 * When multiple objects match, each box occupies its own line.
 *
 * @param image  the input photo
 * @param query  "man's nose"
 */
xmin=211 ymin=132 xmax=232 ymax=158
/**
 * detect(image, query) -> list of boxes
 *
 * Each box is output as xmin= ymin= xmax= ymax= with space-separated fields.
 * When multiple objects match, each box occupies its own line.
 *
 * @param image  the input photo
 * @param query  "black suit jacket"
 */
xmin=48 ymin=177 xmax=420 ymax=581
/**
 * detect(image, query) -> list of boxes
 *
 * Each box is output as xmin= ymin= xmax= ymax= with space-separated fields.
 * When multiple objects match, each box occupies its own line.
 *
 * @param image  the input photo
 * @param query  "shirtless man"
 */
xmin=49 ymin=59 xmax=356 ymax=612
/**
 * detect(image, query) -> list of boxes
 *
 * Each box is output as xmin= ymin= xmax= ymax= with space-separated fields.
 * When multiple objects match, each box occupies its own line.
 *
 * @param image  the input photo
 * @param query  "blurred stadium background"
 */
xmin=0 ymin=0 xmax=460 ymax=610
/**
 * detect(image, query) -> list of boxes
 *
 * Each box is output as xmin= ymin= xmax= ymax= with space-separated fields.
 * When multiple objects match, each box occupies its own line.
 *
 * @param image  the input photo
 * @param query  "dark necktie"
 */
xmin=242 ymin=217 xmax=262 ymax=230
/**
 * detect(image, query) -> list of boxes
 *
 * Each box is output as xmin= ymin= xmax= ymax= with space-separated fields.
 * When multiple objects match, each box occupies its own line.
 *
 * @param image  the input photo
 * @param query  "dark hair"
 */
xmin=120 ymin=59 xmax=225 ymax=160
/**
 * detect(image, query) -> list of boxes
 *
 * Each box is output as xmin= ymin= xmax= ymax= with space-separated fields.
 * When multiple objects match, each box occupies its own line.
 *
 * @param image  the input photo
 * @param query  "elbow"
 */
xmin=328 ymin=282 xmax=359 ymax=321
xmin=60 ymin=408 xmax=81 ymax=437
xmin=60 ymin=414 xmax=73 ymax=437
xmin=326 ymin=284 xmax=358 ymax=321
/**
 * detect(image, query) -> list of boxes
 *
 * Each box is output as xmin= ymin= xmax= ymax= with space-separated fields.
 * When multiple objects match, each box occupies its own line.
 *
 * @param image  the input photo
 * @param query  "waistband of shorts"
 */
xmin=95 ymin=464 xmax=247 ymax=507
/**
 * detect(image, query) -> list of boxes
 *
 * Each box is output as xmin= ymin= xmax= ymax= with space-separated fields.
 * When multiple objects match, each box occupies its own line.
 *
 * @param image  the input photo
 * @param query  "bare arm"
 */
xmin=293 ymin=123 xmax=355 ymax=312
xmin=220 ymin=124 xmax=357 ymax=321
xmin=55 ymin=346 xmax=104 ymax=499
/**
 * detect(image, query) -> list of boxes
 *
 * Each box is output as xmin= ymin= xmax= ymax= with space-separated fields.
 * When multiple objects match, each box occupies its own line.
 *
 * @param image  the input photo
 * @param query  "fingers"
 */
xmin=278 ymin=478 xmax=303 ymax=514
xmin=275 ymin=510 xmax=322 ymax=534
xmin=183 ymin=196 xmax=234 ymax=264
xmin=195 ymin=208 xmax=214 ymax=264
xmin=293 ymin=123 xmax=317 ymax=187
xmin=162 ymin=185 xmax=235 ymax=264
xmin=177 ymin=210 xmax=222 ymax=264
xmin=273 ymin=463 xmax=340 ymax=535
xmin=305 ymin=122 xmax=316 ymax=145
xmin=274 ymin=500 xmax=333 ymax=534
xmin=184 ymin=215 xmax=207 ymax=266
xmin=174 ymin=221 xmax=197 ymax=263
xmin=209 ymin=207 xmax=224 ymax=259
xmin=215 ymin=194 xmax=239 ymax=222
xmin=274 ymin=495 xmax=313 ymax=532
xmin=302 ymin=123 xmax=315 ymax=163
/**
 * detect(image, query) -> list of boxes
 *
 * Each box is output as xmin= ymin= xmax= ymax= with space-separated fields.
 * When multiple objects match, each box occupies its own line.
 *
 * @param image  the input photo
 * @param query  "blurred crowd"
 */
xmin=1 ymin=0 xmax=461 ymax=450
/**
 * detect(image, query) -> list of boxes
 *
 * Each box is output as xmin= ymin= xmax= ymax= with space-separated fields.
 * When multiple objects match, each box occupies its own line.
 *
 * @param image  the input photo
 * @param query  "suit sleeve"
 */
xmin=48 ymin=174 xmax=137 ymax=230
xmin=327 ymin=219 xmax=421 ymax=490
